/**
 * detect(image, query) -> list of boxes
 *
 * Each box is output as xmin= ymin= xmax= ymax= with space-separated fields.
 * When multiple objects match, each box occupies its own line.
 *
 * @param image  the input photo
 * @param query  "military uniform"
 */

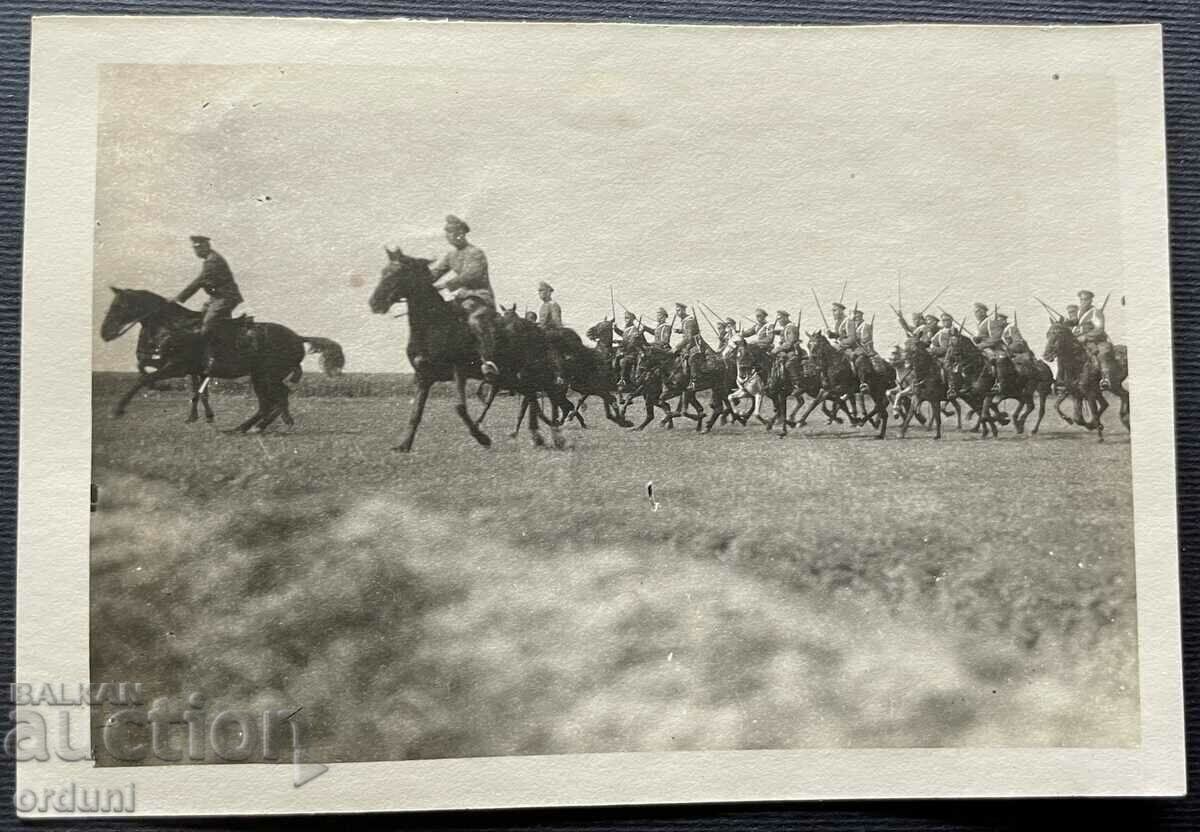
xmin=616 ymin=316 xmax=648 ymax=387
xmin=429 ymin=215 xmax=498 ymax=375
xmin=538 ymin=300 xmax=562 ymax=328
xmin=175 ymin=245 xmax=243 ymax=336
xmin=653 ymin=316 xmax=673 ymax=348
xmin=772 ymin=316 xmax=800 ymax=355
xmin=1074 ymin=293 xmax=1117 ymax=387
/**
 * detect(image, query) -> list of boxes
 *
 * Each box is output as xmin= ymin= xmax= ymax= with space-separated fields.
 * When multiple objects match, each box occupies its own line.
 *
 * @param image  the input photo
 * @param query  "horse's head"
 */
xmin=100 ymin=287 xmax=165 ymax=342
xmin=806 ymin=330 xmax=831 ymax=359
xmin=369 ymin=247 xmax=433 ymax=314
xmin=586 ymin=319 xmax=613 ymax=343
xmin=1042 ymin=317 xmax=1072 ymax=362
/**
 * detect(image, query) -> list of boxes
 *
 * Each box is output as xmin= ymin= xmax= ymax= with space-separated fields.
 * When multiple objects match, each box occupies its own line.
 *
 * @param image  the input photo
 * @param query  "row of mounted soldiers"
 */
xmin=593 ymin=289 xmax=1118 ymax=394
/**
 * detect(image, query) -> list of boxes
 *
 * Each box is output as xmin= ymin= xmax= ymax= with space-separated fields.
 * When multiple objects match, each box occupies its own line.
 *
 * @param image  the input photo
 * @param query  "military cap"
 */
xmin=777 ymin=309 xmax=790 ymax=319
xmin=189 ymin=235 xmax=211 ymax=244
xmin=851 ymin=308 xmax=864 ymax=317
xmin=973 ymin=302 xmax=989 ymax=313
xmin=995 ymin=311 xmax=1009 ymax=319
xmin=675 ymin=302 xmax=688 ymax=311
xmin=725 ymin=317 xmax=737 ymax=327
xmin=537 ymin=281 xmax=554 ymax=293
xmin=924 ymin=314 xmax=938 ymax=323
xmin=623 ymin=310 xmax=636 ymax=320
xmin=1077 ymin=289 xmax=1094 ymax=300
xmin=754 ymin=308 xmax=768 ymax=317
xmin=940 ymin=312 xmax=953 ymax=322
xmin=656 ymin=307 xmax=668 ymax=317
xmin=832 ymin=302 xmax=846 ymax=312
xmin=1066 ymin=304 xmax=1079 ymax=312
xmin=444 ymin=214 xmax=470 ymax=233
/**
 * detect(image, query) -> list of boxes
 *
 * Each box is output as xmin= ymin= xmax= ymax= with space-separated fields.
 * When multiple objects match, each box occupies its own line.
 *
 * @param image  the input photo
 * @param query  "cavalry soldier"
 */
xmin=673 ymin=303 xmax=705 ymax=389
xmin=742 ymin=308 xmax=775 ymax=349
xmin=1001 ymin=312 xmax=1034 ymax=375
xmin=913 ymin=313 xmax=940 ymax=344
xmin=429 ymin=215 xmax=499 ymax=378
xmin=929 ymin=312 xmax=958 ymax=360
xmin=536 ymin=281 xmax=562 ymax=328
xmin=974 ymin=304 xmax=1014 ymax=391
xmin=615 ymin=310 xmax=649 ymax=389
xmin=173 ymin=235 xmax=245 ymax=374
xmin=1074 ymin=289 xmax=1118 ymax=389
xmin=718 ymin=317 xmax=739 ymax=353
xmin=829 ymin=301 xmax=848 ymax=340
xmin=1064 ymin=303 xmax=1080 ymax=328
xmin=652 ymin=307 xmax=672 ymax=348
xmin=771 ymin=310 xmax=801 ymax=356
xmin=836 ymin=306 xmax=861 ymax=352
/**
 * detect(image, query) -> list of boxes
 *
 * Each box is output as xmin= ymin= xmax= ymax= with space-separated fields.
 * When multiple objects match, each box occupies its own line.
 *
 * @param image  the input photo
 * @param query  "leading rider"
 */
xmin=172 ymin=235 xmax=244 ymax=374
xmin=428 ymin=214 xmax=500 ymax=379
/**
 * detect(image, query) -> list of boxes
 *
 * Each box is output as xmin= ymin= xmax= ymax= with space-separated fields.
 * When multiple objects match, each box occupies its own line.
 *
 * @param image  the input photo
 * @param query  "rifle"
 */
xmin=1100 ymin=291 xmax=1112 ymax=312
xmin=696 ymin=302 xmax=721 ymax=339
xmin=609 ymin=286 xmax=616 ymax=322
xmin=811 ymin=288 xmax=831 ymax=332
xmin=838 ymin=281 xmax=848 ymax=305
xmin=919 ymin=284 xmax=949 ymax=315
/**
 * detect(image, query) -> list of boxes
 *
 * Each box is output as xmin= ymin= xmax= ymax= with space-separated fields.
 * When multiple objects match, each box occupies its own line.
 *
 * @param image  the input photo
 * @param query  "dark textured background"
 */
xmin=0 ymin=1 xmax=1195 ymax=829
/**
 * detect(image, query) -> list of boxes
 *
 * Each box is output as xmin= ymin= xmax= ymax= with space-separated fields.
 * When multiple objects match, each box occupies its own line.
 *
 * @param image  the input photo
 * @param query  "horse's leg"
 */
xmin=511 ymin=396 xmax=527 ymax=439
xmin=933 ymin=394 xmax=943 ymax=440
xmin=112 ymin=364 xmax=182 ymax=418
xmin=1055 ymin=390 xmax=1074 ymax=425
xmin=1120 ymin=390 xmax=1130 ymax=431
xmin=1030 ymin=391 xmax=1046 ymax=435
xmin=394 ymin=378 xmax=432 ymax=452
xmin=526 ymin=394 xmax=547 ymax=447
xmin=900 ymin=392 xmax=917 ymax=438
xmin=636 ymin=395 xmax=655 ymax=430
xmin=474 ymin=384 xmax=500 ymax=429
xmin=187 ymin=374 xmax=201 ymax=423
xmin=453 ymin=368 xmax=492 ymax=447
xmin=254 ymin=380 xmax=290 ymax=432
xmin=797 ymin=391 xmax=824 ymax=427
xmin=236 ymin=375 xmax=271 ymax=434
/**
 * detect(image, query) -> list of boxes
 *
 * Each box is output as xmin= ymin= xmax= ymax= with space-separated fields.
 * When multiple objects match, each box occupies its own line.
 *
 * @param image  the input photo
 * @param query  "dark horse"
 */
xmin=799 ymin=332 xmax=891 ymax=438
xmin=368 ymin=247 xmax=564 ymax=451
xmin=898 ymin=337 xmax=947 ymax=439
xmin=100 ymin=288 xmax=345 ymax=432
xmin=1041 ymin=319 xmax=1129 ymax=441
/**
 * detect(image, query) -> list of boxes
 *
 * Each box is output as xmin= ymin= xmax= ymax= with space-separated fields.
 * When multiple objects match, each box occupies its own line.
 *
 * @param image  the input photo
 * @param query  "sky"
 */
xmin=92 ymin=35 xmax=1129 ymax=373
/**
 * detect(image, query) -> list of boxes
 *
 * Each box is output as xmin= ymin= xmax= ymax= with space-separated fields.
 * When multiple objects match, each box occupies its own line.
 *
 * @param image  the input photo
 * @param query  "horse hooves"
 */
xmin=205 ymin=416 xmax=215 ymax=424
xmin=186 ymin=416 xmax=198 ymax=424
xmin=474 ymin=432 xmax=492 ymax=448
xmin=110 ymin=410 xmax=125 ymax=420
xmin=552 ymin=433 xmax=567 ymax=450
xmin=392 ymin=443 xmax=413 ymax=453
xmin=508 ymin=430 xmax=520 ymax=440
xmin=532 ymin=432 xmax=546 ymax=447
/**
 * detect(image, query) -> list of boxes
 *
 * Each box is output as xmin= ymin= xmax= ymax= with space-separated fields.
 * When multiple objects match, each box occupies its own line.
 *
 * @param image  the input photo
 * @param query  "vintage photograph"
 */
xmin=89 ymin=48 xmax=1141 ymax=763
xmin=15 ymin=16 xmax=1184 ymax=814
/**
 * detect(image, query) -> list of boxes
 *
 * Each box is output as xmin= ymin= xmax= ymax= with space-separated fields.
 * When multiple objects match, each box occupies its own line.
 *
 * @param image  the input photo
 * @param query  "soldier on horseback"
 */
xmin=428 ymin=214 xmax=499 ymax=379
xmin=652 ymin=307 xmax=672 ymax=348
xmin=742 ymin=308 xmax=775 ymax=349
xmin=771 ymin=310 xmax=800 ymax=357
xmin=973 ymin=302 xmax=1015 ymax=392
xmin=1074 ymin=289 xmax=1118 ymax=390
xmin=172 ymin=235 xmax=244 ymax=374
xmin=615 ymin=310 xmax=649 ymax=389
xmin=536 ymin=281 xmax=562 ymax=329
xmin=828 ymin=301 xmax=848 ymax=340
xmin=673 ymin=303 xmax=705 ymax=389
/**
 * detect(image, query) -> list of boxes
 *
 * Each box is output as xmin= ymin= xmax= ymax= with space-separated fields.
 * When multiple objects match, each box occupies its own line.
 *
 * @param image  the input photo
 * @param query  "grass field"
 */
xmin=90 ymin=372 xmax=1139 ymax=763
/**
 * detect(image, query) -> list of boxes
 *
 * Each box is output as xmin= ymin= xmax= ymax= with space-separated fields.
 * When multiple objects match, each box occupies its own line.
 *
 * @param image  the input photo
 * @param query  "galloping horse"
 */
xmin=899 ymin=337 xmax=947 ymax=439
xmin=1042 ymin=319 xmax=1129 ymax=440
xmin=798 ymin=332 xmax=891 ymax=438
xmin=100 ymin=288 xmax=345 ymax=432
xmin=368 ymin=248 xmax=565 ymax=451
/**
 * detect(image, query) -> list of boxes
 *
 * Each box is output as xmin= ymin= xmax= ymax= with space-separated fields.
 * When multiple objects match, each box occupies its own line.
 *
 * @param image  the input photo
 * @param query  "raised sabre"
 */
xmin=811 ymin=287 xmax=831 ymax=333
xmin=919 ymin=284 xmax=949 ymax=315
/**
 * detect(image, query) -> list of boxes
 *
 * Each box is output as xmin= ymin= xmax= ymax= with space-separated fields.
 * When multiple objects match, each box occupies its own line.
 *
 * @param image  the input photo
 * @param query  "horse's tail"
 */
xmin=301 ymin=336 xmax=346 ymax=376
